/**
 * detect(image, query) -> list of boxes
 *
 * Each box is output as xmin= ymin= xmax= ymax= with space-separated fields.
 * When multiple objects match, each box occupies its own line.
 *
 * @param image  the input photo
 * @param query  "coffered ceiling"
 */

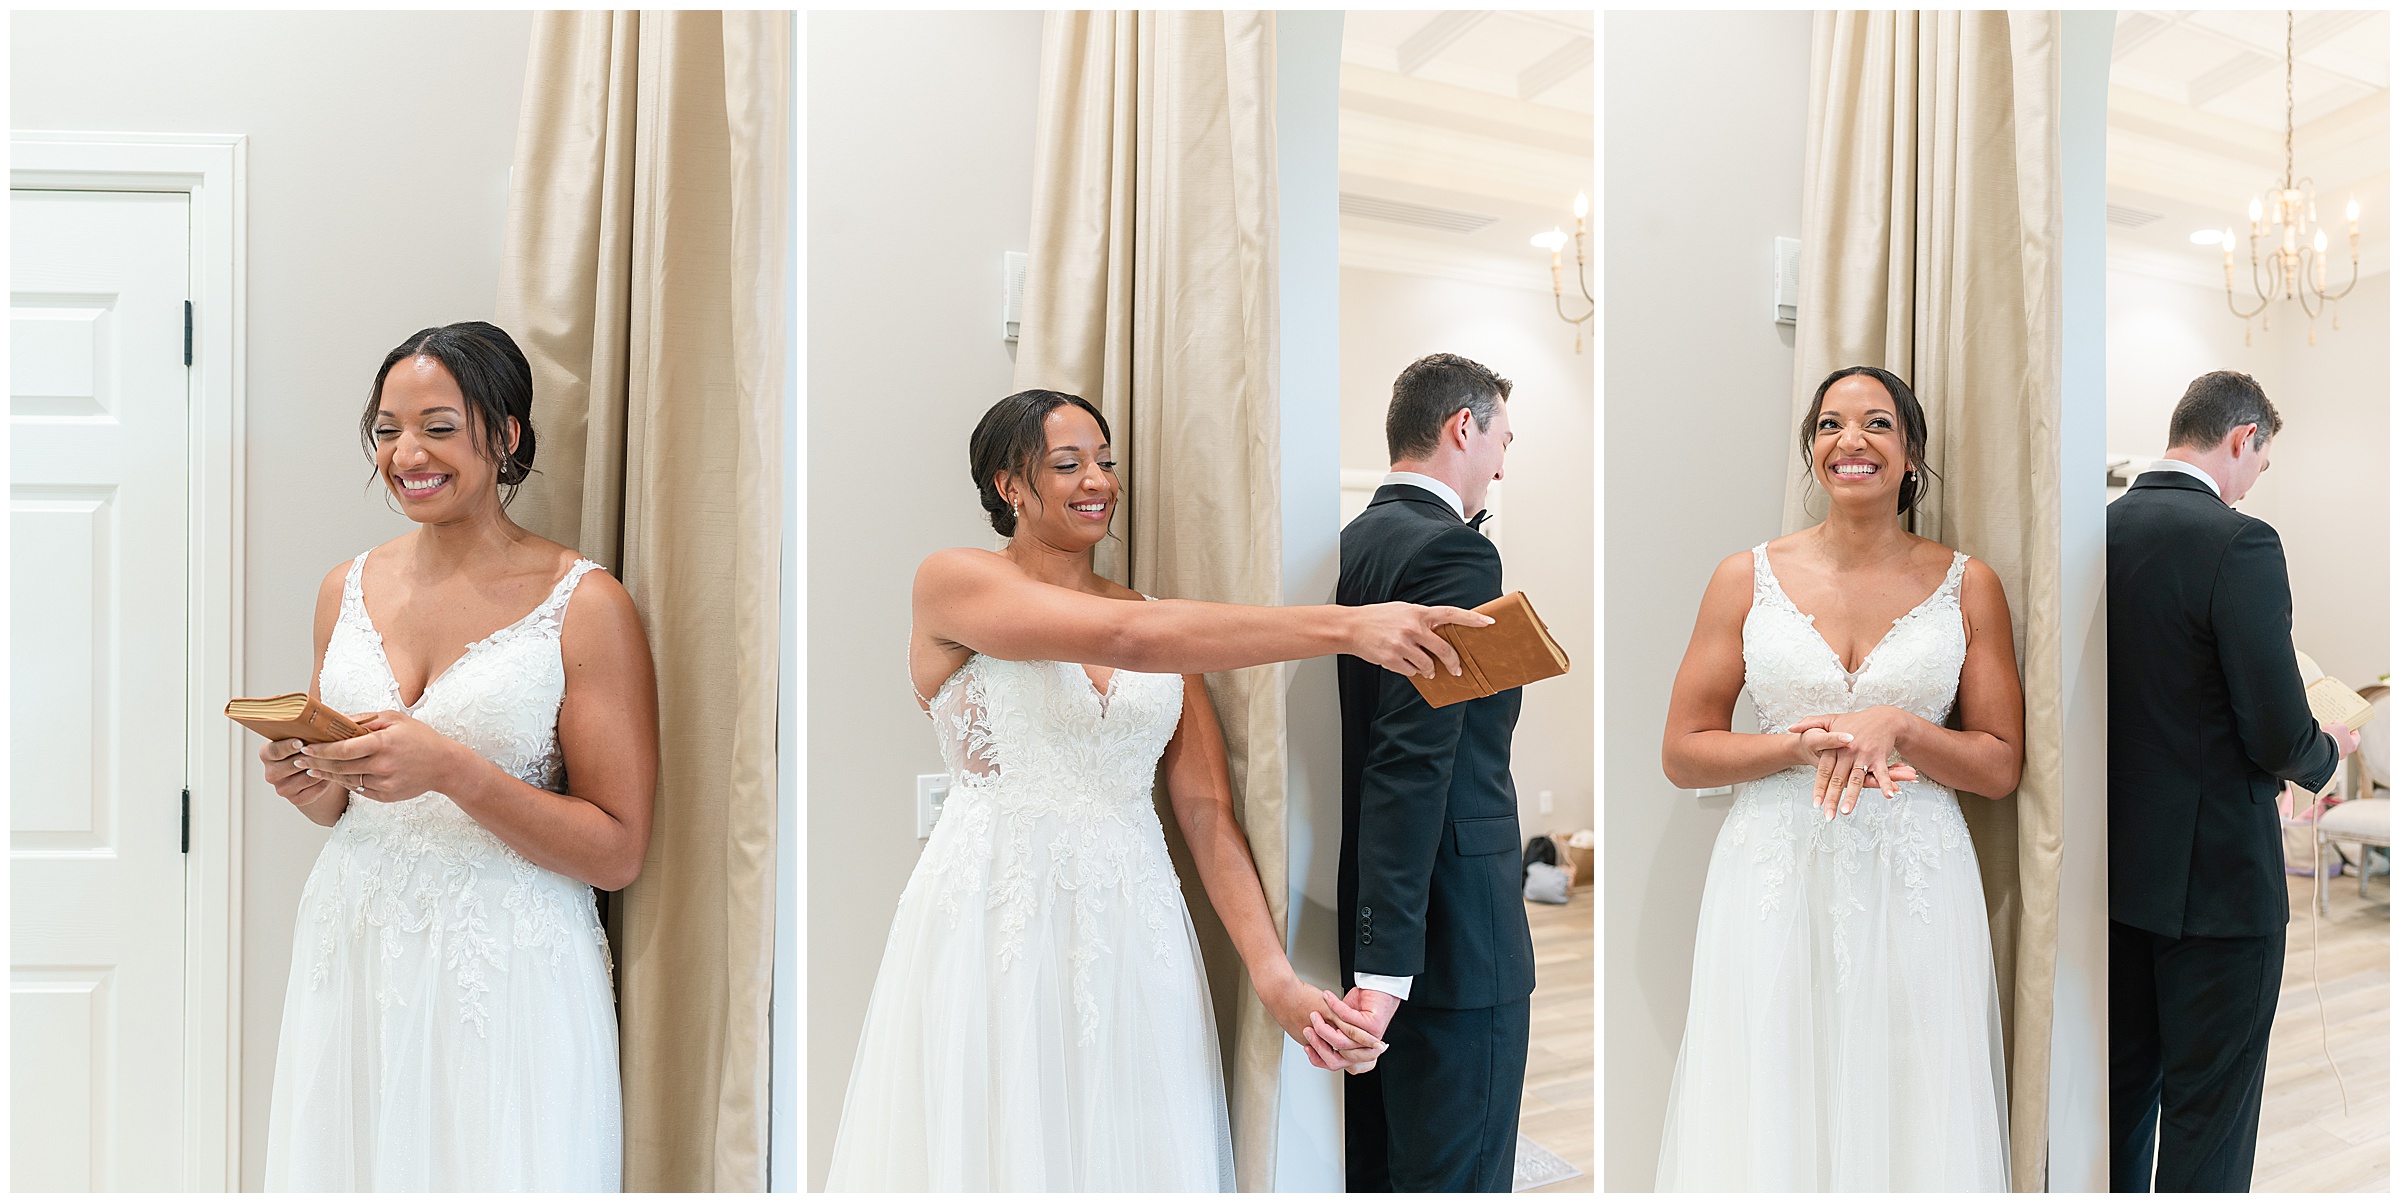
xmin=1338 ymin=10 xmax=1596 ymax=291
xmin=2107 ymin=9 xmax=2389 ymax=282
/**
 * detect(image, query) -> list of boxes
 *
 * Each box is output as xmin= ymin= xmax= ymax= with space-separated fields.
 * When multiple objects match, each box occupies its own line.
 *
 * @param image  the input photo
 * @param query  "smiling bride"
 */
xmin=1653 ymin=366 xmax=2024 ymax=1190
xmin=825 ymin=389 xmax=1492 ymax=1190
xmin=257 ymin=322 xmax=655 ymax=1190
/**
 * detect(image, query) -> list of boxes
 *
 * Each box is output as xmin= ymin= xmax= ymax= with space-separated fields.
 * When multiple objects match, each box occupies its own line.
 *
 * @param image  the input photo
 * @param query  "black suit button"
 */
xmin=1360 ymin=934 xmax=1373 ymax=946
xmin=1361 ymin=906 xmax=1373 ymax=918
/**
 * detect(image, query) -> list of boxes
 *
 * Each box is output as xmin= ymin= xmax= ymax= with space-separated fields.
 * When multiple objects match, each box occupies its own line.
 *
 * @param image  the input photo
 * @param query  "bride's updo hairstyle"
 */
xmin=1800 ymin=365 xmax=1934 ymax=517
xmin=969 ymin=389 xmax=1112 ymax=537
xmin=359 ymin=321 xmax=540 ymax=507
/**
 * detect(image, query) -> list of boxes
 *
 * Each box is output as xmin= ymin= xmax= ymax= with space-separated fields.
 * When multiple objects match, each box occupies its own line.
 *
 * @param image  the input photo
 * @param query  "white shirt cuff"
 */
xmin=1353 ymin=972 xmax=1413 ymax=1001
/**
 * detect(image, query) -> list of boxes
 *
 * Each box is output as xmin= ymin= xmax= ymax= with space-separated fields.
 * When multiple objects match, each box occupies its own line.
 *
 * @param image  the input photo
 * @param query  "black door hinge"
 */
xmin=183 ymin=302 xmax=193 ymax=366
xmin=181 ymin=789 xmax=191 ymax=854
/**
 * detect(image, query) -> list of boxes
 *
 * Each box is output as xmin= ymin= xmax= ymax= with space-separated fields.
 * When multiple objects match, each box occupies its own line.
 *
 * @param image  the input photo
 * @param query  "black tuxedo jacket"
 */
xmin=2107 ymin=470 xmax=2339 ymax=938
xmin=1335 ymin=484 xmax=1535 ymax=1011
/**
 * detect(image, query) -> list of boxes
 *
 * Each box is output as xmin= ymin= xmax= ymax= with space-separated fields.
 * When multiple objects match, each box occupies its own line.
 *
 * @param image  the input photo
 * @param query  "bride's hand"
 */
xmin=1348 ymin=602 xmax=1493 ymax=680
xmin=296 ymin=711 xmax=477 ymax=804
xmin=1791 ymin=707 xmax=1922 ymax=818
xmin=260 ymin=736 xmax=346 ymax=810
xmin=1258 ymin=972 xmax=1384 ymax=1072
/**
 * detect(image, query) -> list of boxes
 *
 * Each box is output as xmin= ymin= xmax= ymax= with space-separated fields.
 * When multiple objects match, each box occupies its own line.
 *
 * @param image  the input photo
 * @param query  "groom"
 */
xmin=1331 ymin=353 xmax=1534 ymax=1193
xmin=2106 ymin=370 xmax=2358 ymax=1191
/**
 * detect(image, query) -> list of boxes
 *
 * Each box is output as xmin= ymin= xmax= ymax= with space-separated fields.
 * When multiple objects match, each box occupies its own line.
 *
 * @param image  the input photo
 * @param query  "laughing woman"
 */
xmin=258 ymin=322 xmax=655 ymax=1190
xmin=1653 ymin=366 xmax=2021 ymax=1190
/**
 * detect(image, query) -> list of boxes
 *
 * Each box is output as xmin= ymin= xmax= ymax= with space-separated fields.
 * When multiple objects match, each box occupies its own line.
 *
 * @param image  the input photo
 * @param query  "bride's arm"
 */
xmin=1159 ymin=675 xmax=1379 ymax=1071
xmin=1662 ymin=552 xmax=1842 ymax=789
xmin=261 ymin=563 xmax=357 ymax=827
xmin=914 ymin=548 xmax=1488 ymax=679
xmin=295 ymin=570 xmax=659 ymax=890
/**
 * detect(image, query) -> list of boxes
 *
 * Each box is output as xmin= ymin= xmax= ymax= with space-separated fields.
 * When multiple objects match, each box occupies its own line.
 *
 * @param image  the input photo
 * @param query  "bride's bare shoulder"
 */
xmin=914 ymin=546 xmax=1015 ymax=595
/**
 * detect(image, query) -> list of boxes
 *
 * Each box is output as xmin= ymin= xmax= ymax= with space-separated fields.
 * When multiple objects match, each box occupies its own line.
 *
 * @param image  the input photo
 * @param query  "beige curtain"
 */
xmin=494 ymin=9 xmax=789 ymax=1191
xmin=1783 ymin=11 xmax=2063 ymax=1190
xmin=1012 ymin=9 xmax=1287 ymax=1190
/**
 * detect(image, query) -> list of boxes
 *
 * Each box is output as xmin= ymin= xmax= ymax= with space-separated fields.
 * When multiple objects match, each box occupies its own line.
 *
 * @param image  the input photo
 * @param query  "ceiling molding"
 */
xmin=1342 ymin=63 xmax=1591 ymax=143
xmin=1516 ymin=37 xmax=1592 ymax=103
xmin=1397 ymin=11 xmax=1489 ymax=77
xmin=1340 ymin=109 xmax=1593 ymax=208
xmin=1340 ymin=225 xmax=1555 ymax=294
xmin=2186 ymin=49 xmax=2274 ymax=109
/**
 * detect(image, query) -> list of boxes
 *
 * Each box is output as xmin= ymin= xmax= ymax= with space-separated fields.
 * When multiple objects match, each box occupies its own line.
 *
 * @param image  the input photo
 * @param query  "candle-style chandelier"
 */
xmin=1531 ymin=192 xmax=1594 ymax=353
xmin=2215 ymin=11 xmax=2362 ymax=347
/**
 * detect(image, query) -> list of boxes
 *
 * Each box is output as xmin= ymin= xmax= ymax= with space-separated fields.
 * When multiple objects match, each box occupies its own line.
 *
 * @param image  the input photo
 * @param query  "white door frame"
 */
xmin=12 ymin=130 xmax=247 ymax=1191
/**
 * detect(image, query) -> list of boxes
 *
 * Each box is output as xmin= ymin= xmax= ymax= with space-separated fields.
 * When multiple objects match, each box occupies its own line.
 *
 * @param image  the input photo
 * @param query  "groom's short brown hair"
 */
xmin=1386 ymin=353 xmax=1512 ymax=462
xmin=2168 ymin=370 xmax=2282 ymax=452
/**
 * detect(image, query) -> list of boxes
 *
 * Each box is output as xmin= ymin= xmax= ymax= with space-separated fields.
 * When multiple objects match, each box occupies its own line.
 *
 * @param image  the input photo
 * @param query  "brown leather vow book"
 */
xmin=225 ymin=693 xmax=370 ymax=744
xmin=1407 ymin=591 xmax=1571 ymax=708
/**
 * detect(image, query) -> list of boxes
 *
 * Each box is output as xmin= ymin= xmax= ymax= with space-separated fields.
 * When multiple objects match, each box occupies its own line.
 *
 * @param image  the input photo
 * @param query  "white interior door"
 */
xmin=11 ymin=188 xmax=193 ymax=1191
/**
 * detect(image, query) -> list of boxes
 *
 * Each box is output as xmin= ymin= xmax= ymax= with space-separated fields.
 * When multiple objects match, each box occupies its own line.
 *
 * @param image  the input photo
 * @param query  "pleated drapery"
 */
xmin=1782 ymin=11 xmax=2064 ymax=1190
xmin=1012 ymin=9 xmax=1289 ymax=1190
xmin=493 ymin=9 xmax=789 ymax=1191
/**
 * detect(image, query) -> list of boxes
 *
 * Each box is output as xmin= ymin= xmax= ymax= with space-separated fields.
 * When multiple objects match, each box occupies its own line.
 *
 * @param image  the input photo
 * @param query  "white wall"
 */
xmin=803 ymin=10 xmax=1045 ymax=1191
xmin=1336 ymin=267 xmax=1595 ymax=841
xmin=11 ymin=13 xmax=533 ymax=1188
xmin=2105 ymin=266 xmax=2391 ymax=689
xmin=1599 ymin=10 xmax=1812 ymax=1189
xmin=1274 ymin=11 xmax=1350 ymax=1192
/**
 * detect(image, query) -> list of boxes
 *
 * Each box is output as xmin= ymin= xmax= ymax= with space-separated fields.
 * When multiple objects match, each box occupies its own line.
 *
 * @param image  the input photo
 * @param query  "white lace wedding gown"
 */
xmin=825 ymin=652 xmax=1235 ymax=1191
xmin=1655 ymin=544 xmax=2009 ymax=1191
xmin=264 ymin=551 xmax=622 ymax=1191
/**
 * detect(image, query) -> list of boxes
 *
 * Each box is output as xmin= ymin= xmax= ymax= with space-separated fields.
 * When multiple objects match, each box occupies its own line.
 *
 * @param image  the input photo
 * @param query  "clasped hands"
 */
xmin=1261 ymin=975 xmax=1398 ymax=1075
xmin=1789 ymin=705 xmax=1923 ymax=820
xmin=259 ymin=710 xmax=473 ymax=806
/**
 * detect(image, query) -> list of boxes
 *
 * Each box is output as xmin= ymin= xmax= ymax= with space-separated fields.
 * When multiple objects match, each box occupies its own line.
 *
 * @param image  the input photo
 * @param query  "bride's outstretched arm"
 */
xmin=1159 ymin=675 xmax=1381 ymax=1072
xmin=1662 ymin=551 xmax=1856 ymax=789
xmin=913 ymin=548 xmax=1488 ymax=679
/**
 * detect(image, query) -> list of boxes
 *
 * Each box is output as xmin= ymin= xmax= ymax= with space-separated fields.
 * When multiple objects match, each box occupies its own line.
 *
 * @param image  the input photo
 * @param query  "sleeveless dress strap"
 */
xmin=1938 ymin=550 xmax=1970 ymax=600
xmin=339 ymin=551 xmax=376 ymax=636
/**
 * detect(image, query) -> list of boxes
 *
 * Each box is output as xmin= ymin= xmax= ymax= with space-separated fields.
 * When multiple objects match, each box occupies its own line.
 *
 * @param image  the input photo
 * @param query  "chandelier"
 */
xmin=1531 ymin=192 xmax=1594 ymax=353
xmin=2215 ymin=11 xmax=2361 ymax=346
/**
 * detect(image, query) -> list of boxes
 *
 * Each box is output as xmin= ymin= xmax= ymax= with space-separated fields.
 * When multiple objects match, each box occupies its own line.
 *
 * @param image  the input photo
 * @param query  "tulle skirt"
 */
xmin=826 ymin=782 xmax=1235 ymax=1191
xmin=1655 ymin=766 xmax=2010 ymax=1191
xmin=263 ymin=803 xmax=622 ymax=1191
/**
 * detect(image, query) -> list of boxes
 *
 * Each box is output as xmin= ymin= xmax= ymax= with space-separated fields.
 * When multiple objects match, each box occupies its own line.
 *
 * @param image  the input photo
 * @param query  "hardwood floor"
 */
xmin=2252 ymin=872 xmax=2389 ymax=1192
xmin=1520 ymin=888 xmax=1595 ymax=1192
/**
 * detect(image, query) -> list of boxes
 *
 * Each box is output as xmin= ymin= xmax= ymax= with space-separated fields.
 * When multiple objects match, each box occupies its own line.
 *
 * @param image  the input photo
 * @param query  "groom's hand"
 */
xmin=2325 ymin=721 xmax=2362 ymax=759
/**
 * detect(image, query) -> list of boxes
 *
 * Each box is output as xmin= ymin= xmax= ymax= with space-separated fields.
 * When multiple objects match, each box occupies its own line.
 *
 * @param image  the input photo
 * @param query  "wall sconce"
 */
xmin=1533 ymin=192 xmax=1595 ymax=353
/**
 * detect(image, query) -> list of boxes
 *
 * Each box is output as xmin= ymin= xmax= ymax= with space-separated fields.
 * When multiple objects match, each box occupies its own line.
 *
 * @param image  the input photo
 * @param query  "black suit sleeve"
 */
xmin=2211 ymin=519 xmax=2339 ymax=792
xmin=1354 ymin=523 xmax=1503 ymax=980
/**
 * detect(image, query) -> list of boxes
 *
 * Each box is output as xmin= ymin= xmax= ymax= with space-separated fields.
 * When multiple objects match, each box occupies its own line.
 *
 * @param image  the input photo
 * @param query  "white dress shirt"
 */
xmin=1352 ymin=469 xmax=1468 ymax=1003
xmin=1381 ymin=471 xmax=1465 ymax=521
xmin=2146 ymin=458 xmax=2223 ymax=498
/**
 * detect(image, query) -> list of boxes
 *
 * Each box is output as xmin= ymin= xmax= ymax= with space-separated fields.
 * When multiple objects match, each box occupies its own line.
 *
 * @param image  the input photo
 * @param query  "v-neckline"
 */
xmin=1761 ymin=547 xmax=1955 ymax=683
xmin=358 ymin=555 xmax=582 ymax=710
xmin=1077 ymin=663 xmax=1119 ymax=713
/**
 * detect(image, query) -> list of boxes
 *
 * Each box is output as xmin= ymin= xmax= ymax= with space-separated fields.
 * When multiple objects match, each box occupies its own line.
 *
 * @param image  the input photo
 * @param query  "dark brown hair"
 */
xmin=2167 ymin=370 xmax=2281 ymax=452
xmin=1385 ymin=352 xmax=1512 ymax=462
xmin=968 ymin=389 xmax=1112 ymax=537
xmin=1801 ymin=365 xmax=1933 ymax=517
xmin=360 ymin=322 xmax=537 ymax=507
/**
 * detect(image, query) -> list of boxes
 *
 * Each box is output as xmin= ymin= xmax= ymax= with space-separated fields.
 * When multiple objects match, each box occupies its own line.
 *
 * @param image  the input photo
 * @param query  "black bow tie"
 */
xmin=1468 ymin=510 xmax=1491 ymax=531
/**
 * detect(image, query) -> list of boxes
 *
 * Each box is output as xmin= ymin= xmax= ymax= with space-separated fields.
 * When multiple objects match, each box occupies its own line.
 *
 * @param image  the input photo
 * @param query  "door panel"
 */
xmin=10 ymin=188 xmax=191 ymax=1191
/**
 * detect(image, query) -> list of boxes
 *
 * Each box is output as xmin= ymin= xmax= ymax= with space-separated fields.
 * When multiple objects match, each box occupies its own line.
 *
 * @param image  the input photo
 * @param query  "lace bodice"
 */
xmin=1742 ymin=543 xmax=1969 ymax=735
xmin=318 ymin=551 xmax=599 ymax=824
xmin=922 ymin=654 xmax=1186 ymax=818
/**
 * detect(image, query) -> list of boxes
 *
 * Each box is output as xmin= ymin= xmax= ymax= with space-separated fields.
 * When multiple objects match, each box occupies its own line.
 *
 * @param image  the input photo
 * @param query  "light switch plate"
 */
xmin=916 ymin=773 xmax=951 ymax=839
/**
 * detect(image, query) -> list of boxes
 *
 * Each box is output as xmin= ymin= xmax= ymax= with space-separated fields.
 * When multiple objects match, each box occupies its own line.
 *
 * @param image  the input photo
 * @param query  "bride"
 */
xmin=1654 ymin=366 xmax=2023 ymax=1190
xmin=825 ymin=389 xmax=1486 ymax=1191
xmin=257 ymin=322 xmax=653 ymax=1190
